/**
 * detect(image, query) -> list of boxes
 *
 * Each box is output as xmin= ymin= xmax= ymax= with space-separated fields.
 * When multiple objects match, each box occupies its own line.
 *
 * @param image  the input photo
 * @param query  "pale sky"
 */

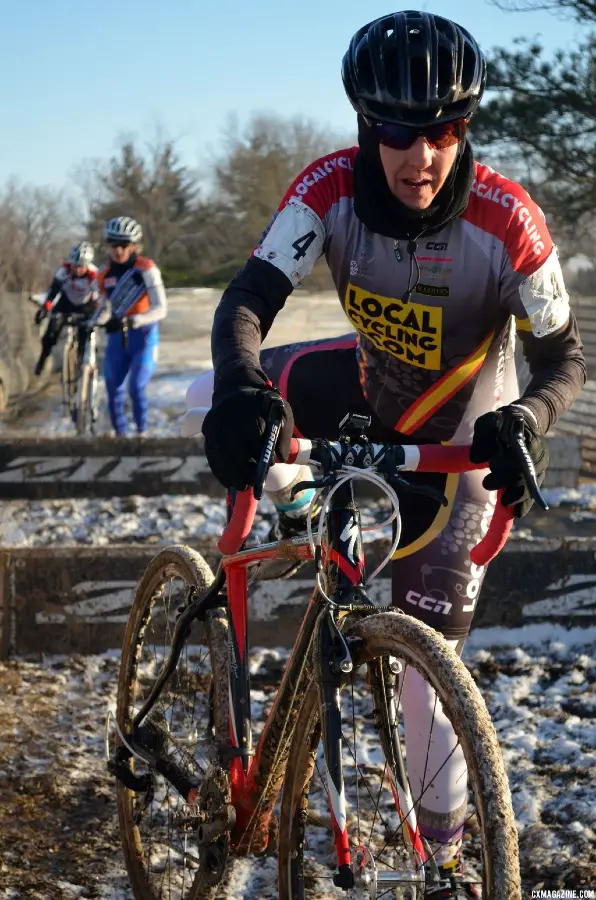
xmin=0 ymin=0 xmax=581 ymax=188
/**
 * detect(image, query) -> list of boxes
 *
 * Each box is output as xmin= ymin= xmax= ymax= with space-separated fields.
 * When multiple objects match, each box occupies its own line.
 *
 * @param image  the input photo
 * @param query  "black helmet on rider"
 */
xmin=342 ymin=11 xmax=487 ymax=127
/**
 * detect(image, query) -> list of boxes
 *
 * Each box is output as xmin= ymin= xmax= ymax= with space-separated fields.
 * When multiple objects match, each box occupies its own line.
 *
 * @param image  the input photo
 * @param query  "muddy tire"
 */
xmin=115 ymin=546 xmax=230 ymax=900
xmin=75 ymin=364 xmax=97 ymax=434
xmin=278 ymin=610 xmax=521 ymax=900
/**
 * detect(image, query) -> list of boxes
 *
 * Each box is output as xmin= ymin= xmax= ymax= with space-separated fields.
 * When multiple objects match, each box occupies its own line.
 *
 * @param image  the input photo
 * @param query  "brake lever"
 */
xmin=509 ymin=419 xmax=549 ymax=512
xmin=253 ymin=394 xmax=286 ymax=500
xmin=290 ymin=475 xmax=336 ymax=500
xmin=387 ymin=473 xmax=449 ymax=507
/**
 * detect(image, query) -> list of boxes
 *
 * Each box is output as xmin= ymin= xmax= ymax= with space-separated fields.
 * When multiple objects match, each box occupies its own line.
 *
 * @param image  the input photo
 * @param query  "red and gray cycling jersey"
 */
xmin=44 ymin=263 xmax=99 ymax=309
xmin=213 ymin=147 xmax=585 ymax=441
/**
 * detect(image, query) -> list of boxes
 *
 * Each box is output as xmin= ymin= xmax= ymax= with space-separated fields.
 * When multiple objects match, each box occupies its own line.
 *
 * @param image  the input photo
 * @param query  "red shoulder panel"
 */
xmin=463 ymin=162 xmax=553 ymax=275
xmin=134 ymin=256 xmax=155 ymax=272
xmin=277 ymin=147 xmax=357 ymax=219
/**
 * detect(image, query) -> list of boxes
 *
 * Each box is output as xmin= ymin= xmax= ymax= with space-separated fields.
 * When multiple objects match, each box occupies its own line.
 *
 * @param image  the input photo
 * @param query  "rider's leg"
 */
xmin=127 ymin=324 xmax=159 ymax=434
xmin=35 ymin=296 xmax=69 ymax=374
xmin=104 ymin=332 xmax=131 ymax=435
xmin=76 ymin=300 xmax=96 ymax=362
xmin=390 ymin=471 xmax=493 ymax=872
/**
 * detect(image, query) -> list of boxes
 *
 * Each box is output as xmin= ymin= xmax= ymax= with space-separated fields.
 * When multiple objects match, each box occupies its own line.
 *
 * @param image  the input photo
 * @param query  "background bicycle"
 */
xmin=107 ymin=410 xmax=544 ymax=900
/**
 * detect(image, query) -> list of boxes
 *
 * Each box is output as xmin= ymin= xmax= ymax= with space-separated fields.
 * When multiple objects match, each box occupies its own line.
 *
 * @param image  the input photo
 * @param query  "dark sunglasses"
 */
xmin=107 ymin=240 xmax=132 ymax=249
xmin=371 ymin=118 xmax=467 ymax=151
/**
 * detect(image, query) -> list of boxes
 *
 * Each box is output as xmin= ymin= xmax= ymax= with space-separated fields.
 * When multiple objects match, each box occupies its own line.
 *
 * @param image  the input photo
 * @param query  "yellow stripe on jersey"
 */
xmin=396 ymin=331 xmax=494 ymax=435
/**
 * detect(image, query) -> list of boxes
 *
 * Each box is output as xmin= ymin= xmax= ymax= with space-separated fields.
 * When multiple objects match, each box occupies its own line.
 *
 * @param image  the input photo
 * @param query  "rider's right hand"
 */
xmin=202 ymin=385 xmax=294 ymax=490
xmin=105 ymin=315 xmax=123 ymax=333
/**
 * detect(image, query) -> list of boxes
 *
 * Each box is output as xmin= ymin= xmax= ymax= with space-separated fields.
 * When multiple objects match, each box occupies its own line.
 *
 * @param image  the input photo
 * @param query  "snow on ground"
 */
xmin=0 ymin=491 xmax=401 ymax=548
xmin=0 ymin=631 xmax=595 ymax=898
xmin=1 ymin=368 xmax=199 ymax=439
xmin=2 ymin=485 xmax=596 ymax=550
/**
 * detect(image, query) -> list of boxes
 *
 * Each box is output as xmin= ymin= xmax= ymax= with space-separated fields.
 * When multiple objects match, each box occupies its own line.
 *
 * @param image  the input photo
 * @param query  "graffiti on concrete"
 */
xmin=523 ymin=574 xmax=596 ymax=619
xmin=0 ymin=455 xmax=209 ymax=483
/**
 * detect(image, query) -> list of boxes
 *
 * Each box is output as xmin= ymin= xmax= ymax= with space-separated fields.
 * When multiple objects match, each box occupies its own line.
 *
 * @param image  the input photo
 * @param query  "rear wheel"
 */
xmin=115 ymin=546 xmax=230 ymax=900
xmin=278 ymin=610 xmax=521 ymax=900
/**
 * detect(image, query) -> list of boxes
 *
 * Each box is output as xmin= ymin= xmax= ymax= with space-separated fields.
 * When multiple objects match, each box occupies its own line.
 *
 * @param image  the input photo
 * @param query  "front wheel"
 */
xmin=75 ymin=365 xmax=98 ymax=434
xmin=115 ymin=546 xmax=230 ymax=900
xmin=278 ymin=610 xmax=521 ymax=900
xmin=63 ymin=340 xmax=78 ymax=419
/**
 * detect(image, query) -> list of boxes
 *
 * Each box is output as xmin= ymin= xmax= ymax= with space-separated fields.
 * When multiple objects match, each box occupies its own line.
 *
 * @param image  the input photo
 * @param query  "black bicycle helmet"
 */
xmin=342 ymin=11 xmax=487 ymax=127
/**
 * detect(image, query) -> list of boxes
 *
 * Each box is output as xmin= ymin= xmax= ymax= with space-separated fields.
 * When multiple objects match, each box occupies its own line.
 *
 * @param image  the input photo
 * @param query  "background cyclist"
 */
xmin=94 ymin=216 xmax=167 ymax=436
xmin=34 ymin=241 xmax=98 ymax=376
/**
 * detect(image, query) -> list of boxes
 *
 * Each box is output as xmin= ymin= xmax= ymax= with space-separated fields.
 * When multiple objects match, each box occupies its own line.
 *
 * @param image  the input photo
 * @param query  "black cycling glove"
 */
xmin=202 ymin=385 xmax=294 ymax=490
xmin=470 ymin=404 xmax=549 ymax=518
xmin=34 ymin=306 xmax=47 ymax=325
xmin=105 ymin=316 xmax=123 ymax=333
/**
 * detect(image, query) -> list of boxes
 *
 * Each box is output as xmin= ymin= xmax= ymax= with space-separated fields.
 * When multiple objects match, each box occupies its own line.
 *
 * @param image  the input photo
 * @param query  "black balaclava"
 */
xmin=353 ymin=115 xmax=474 ymax=243
xmin=109 ymin=250 xmax=137 ymax=276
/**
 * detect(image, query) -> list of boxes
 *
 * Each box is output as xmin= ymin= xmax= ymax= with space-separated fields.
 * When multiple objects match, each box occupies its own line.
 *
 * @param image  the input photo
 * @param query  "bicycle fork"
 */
xmin=317 ymin=626 xmax=436 ymax=894
xmin=316 ymin=484 xmax=435 ymax=893
xmin=315 ymin=608 xmax=354 ymax=889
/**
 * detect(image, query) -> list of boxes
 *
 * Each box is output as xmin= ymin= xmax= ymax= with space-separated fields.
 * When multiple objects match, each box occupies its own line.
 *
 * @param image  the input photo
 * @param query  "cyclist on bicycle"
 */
xmin=186 ymin=11 xmax=585 ymax=896
xmin=94 ymin=216 xmax=167 ymax=436
xmin=34 ymin=241 xmax=98 ymax=376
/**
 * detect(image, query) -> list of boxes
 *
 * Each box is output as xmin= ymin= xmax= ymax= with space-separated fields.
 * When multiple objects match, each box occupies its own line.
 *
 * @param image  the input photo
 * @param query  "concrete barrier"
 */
xmin=2 ymin=537 xmax=595 ymax=657
xmin=543 ymin=435 xmax=581 ymax=489
xmin=0 ymin=436 xmax=214 ymax=499
xmin=0 ymin=433 xmax=583 ymax=499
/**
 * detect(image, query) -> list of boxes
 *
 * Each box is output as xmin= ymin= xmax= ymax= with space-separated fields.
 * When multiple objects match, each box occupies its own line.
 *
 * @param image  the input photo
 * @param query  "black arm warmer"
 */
xmin=211 ymin=257 xmax=293 ymax=400
xmin=518 ymin=308 xmax=587 ymax=434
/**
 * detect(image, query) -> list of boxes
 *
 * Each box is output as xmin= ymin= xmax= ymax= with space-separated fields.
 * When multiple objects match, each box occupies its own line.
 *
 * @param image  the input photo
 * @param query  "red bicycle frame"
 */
xmin=216 ymin=440 xmax=514 ymax=868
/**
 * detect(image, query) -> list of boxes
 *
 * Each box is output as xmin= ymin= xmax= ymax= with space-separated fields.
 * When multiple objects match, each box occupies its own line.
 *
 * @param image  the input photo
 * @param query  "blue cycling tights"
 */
xmin=104 ymin=324 xmax=159 ymax=435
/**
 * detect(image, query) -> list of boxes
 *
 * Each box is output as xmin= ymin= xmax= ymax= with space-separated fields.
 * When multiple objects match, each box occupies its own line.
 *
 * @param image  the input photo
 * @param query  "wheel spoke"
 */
xmin=278 ymin=616 xmax=513 ymax=899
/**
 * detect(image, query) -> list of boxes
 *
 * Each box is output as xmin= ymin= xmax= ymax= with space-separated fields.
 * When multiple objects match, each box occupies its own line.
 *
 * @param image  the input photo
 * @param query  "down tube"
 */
xmin=233 ymin=591 xmax=324 ymax=850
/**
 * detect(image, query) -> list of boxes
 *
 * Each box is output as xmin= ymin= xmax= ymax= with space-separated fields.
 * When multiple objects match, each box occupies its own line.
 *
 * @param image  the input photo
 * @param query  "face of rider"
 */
xmin=108 ymin=242 xmax=136 ymax=264
xmin=379 ymin=136 xmax=460 ymax=210
xmin=73 ymin=265 xmax=87 ymax=277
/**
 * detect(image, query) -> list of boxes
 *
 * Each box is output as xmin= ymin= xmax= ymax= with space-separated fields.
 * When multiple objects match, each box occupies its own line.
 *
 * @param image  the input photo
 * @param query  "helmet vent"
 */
xmin=410 ymin=57 xmax=428 ymax=103
xmin=461 ymin=47 xmax=476 ymax=92
xmin=357 ymin=49 xmax=376 ymax=94
xmin=437 ymin=46 xmax=454 ymax=97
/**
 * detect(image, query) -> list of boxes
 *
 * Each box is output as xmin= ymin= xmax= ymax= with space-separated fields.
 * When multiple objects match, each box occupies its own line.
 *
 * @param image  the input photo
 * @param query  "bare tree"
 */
xmin=0 ymin=181 xmax=74 ymax=293
xmin=214 ymin=113 xmax=350 ymax=242
xmin=85 ymin=130 xmax=199 ymax=262
xmin=207 ymin=113 xmax=351 ymax=286
xmin=490 ymin=0 xmax=596 ymax=17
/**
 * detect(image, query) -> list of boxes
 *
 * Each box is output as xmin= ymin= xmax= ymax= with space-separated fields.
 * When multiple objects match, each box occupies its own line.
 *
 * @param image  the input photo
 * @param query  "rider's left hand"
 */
xmin=34 ymin=307 xmax=47 ymax=326
xmin=470 ymin=404 xmax=549 ymax=518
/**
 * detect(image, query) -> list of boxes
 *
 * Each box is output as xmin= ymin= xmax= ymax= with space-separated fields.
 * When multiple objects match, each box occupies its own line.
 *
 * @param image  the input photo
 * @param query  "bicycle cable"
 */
xmin=306 ymin=465 xmax=403 ymax=604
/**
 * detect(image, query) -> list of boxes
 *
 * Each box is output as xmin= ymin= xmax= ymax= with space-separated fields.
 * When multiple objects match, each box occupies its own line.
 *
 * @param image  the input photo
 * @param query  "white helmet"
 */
xmin=69 ymin=241 xmax=95 ymax=267
xmin=104 ymin=216 xmax=143 ymax=244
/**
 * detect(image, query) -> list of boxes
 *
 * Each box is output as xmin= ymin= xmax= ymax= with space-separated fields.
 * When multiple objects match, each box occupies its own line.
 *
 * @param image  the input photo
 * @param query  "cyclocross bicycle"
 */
xmin=108 ymin=404 xmax=546 ymax=900
xmin=61 ymin=314 xmax=99 ymax=434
